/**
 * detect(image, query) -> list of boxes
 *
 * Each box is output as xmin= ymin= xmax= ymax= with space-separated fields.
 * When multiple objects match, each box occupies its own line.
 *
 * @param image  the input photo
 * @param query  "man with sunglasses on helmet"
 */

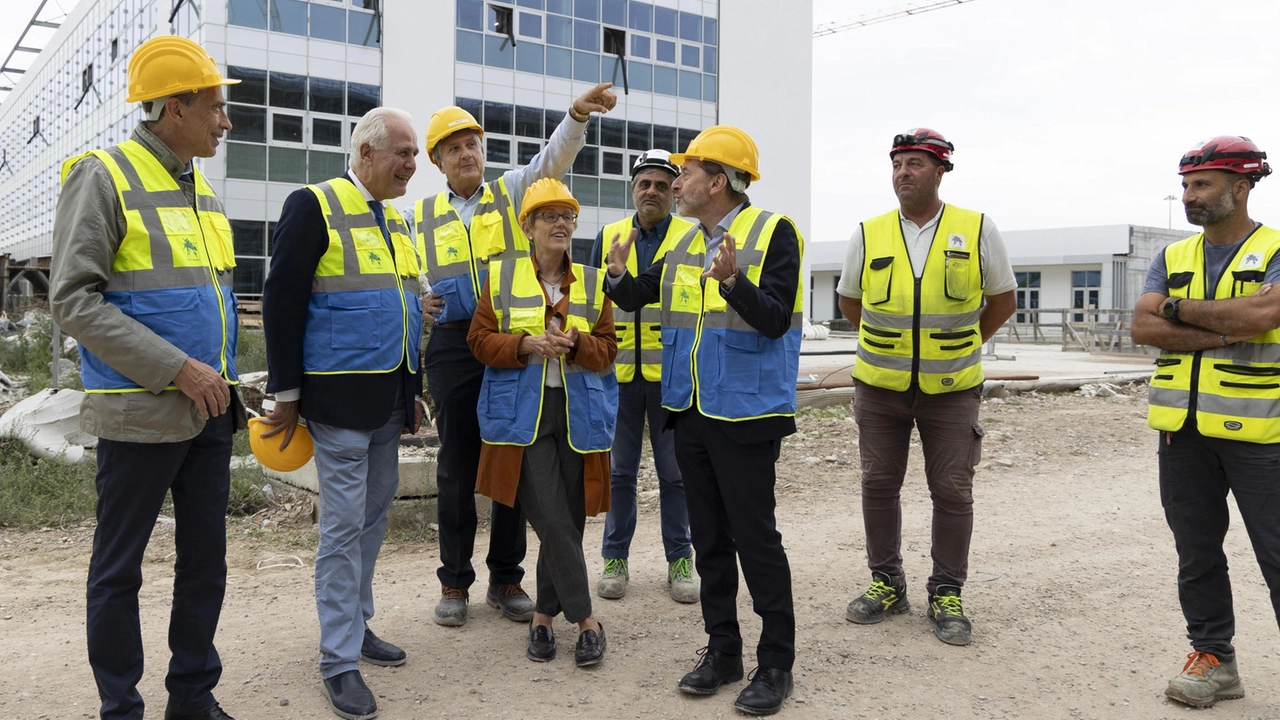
xmin=1131 ymin=135 xmax=1280 ymax=709
xmin=836 ymin=129 xmax=1016 ymax=647
xmin=587 ymin=149 xmax=699 ymax=605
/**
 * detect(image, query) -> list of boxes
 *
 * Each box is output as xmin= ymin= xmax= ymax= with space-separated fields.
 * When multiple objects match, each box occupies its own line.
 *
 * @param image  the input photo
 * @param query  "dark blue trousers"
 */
xmin=86 ymin=412 xmax=233 ymax=720
xmin=1158 ymin=426 xmax=1280 ymax=659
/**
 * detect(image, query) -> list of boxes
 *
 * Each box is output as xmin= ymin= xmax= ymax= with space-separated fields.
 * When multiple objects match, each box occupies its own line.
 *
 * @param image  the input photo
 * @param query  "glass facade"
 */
xmin=228 ymin=0 xmax=381 ymax=47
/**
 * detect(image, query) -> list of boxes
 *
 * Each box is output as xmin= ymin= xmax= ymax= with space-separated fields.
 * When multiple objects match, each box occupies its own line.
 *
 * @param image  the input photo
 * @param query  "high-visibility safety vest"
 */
xmin=302 ymin=178 xmax=423 ymax=375
xmin=600 ymin=215 xmax=694 ymax=383
xmin=477 ymin=258 xmax=618 ymax=453
xmin=659 ymin=206 xmax=804 ymax=421
xmin=412 ymin=178 xmax=529 ymax=325
xmin=853 ymin=205 xmax=986 ymax=394
xmin=1147 ymin=225 xmax=1280 ymax=443
xmin=60 ymin=140 xmax=239 ymax=394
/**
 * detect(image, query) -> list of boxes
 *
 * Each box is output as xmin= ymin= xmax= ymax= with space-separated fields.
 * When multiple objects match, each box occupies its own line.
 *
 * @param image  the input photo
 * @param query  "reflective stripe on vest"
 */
xmin=600 ymin=215 xmax=694 ymax=383
xmin=413 ymin=177 xmax=529 ymax=324
xmin=658 ymin=206 xmax=804 ymax=421
xmin=1147 ymin=225 xmax=1280 ymax=443
xmin=478 ymin=257 xmax=618 ymax=452
xmin=853 ymin=205 xmax=985 ymax=394
xmin=60 ymin=140 xmax=240 ymax=393
xmin=302 ymin=177 xmax=423 ymax=375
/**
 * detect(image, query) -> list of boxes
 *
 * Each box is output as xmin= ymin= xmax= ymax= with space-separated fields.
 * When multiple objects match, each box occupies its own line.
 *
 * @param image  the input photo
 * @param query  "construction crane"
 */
xmin=814 ymin=0 xmax=979 ymax=37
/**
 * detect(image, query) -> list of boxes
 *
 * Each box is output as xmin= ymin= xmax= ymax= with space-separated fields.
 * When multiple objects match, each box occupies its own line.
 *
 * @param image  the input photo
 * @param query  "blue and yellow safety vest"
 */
xmin=60 ymin=139 xmax=239 ymax=393
xmin=1148 ymin=225 xmax=1280 ymax=443
xmin=477 ymin=257 xmax=617 ymax=453
xmin=853 ymin=205 xmax=986 ymax=394
xmin=302 ymin=178 xmax=422 ymax=375
xmin=658 ymin=206 xmax=805 ymax=421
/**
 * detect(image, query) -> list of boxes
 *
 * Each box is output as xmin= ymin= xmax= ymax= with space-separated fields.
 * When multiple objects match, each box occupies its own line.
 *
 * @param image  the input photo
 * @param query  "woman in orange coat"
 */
xmin=468 ymin=178 xmax=618 ymax=667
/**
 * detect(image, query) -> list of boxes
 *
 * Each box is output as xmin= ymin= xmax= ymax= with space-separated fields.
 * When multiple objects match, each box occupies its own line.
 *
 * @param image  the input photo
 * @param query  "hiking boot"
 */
xmin=1165 ymin=652 xmax=1245 ymax=708
xmin=928 ymin=585 xmax=972 ymax=646
xmin=668 ymin=557 xmax=699 ymax=604
xmin=597 ymin=558 xmax=629 ymax=599
xmin=845 ymin=571 xmax=909 ymax=624
xmin=486 ymin=582 xmax=535 ymax=622
xmin=432 ymin=586 xmax=468 ymax=627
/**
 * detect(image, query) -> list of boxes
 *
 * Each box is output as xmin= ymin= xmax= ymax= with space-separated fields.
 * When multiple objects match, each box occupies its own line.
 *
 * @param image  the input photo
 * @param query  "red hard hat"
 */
xmin=890 ymin=128 xmax=954 ymax=172
xmin=1178 ymin=136 xmax=1271 ymax=181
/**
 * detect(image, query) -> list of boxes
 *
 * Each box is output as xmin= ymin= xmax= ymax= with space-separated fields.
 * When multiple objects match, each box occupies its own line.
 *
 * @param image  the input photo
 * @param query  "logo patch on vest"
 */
xmin=941 ymin=377 xmax=954 ymax=386
xmin=1224 ymin=420 xmax=1243 ymax=431
xmin=948 ymin=234 xmax=966 ymax=249
xmin=1240 ymin=253 xmax=1263 ymax=270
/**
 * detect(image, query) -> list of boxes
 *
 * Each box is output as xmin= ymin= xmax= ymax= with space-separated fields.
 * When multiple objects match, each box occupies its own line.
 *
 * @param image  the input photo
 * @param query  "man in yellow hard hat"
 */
xmin=49 ymin=34 xmax=243 ymax=720
xmin=836 ymin=129 xmax=1016 ymax=647
xmin=259 ymin=106 xmax=424 ymax=720
xmin=411 ymin=83 xmax=617 ymax=628
xmin=605 ymin=125 xmax=804 ymax=716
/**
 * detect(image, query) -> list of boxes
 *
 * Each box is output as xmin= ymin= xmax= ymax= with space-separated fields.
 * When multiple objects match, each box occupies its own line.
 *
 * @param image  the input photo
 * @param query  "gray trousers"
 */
xmin=516 ymin=388 xmax=593 ymax=623
xmin=310 ymin=398 xmax=405 ymax=679
xmin=853 ymin=380 xmax=983 ymax=594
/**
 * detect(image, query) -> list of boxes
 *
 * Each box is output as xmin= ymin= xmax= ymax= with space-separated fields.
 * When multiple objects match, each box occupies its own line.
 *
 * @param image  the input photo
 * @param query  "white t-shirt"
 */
xmin=835 ymin=205 xmax=1017 ymax=299
xmin=544 ymin=280 xmax=564 ymax=389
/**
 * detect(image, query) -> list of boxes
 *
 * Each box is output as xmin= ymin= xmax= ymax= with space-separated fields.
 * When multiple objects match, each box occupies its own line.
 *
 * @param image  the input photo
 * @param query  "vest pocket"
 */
xmin=865 ymin=257 xmax=893 ymax=305
xmin=1231 ymin=270 xmax=1265 ymax=297
xmin=944 ymin=250 xmax=971 ymax=301
xmin=328 ymin=294 xmax=381 ymax=349
xmin=930 ymin=328 xmax=977 ymax=353
xmin=860 ymin=324 xmax=901 ymax=350
xmin=720 ymin=330 xmax=761 ymax=394
xmin=484 ymin=377 xmax=519 ymax=418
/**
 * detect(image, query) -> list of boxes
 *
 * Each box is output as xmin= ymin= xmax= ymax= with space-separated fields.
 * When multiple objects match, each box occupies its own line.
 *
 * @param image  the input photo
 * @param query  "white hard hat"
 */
xmin=631 ymin=149 xmax=680 ymax=180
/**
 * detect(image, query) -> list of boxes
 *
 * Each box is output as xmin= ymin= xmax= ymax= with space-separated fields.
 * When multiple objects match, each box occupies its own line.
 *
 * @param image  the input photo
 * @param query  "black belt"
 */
xmin=437 ymin=321 xmax=470 ymax=329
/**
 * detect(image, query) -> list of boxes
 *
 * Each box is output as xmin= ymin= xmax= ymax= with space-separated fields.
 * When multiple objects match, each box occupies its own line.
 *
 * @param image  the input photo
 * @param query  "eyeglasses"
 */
xmin=533 ymin=211 xmax=578 ymax=225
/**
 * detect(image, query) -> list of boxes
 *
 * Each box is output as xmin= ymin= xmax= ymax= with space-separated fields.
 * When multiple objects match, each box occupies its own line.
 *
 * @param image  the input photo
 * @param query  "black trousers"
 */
xmin=424 ymin=326 xmax=527 ymax=589
xmin=674 ymin=409 xmax=795 ymax=671
xmin=86 ymin=412 xmax=234 ymax=720
xmin=1159 ymin=426 xmax=1280 ymax=658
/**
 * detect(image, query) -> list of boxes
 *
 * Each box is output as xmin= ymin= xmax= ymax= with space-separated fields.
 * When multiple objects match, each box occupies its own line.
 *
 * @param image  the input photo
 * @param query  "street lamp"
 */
xmin=1164 ymin=194 xmax=1177 ymax=229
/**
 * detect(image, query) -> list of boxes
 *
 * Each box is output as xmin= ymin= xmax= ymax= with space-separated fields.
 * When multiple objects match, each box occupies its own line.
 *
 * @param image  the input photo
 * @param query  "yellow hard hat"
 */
xmin=125 ymin=35 xmax=239 ymax=103
xmin=426 ymin=106 xmax=484 ymax=165
xmin=519 ymin=178 xmax=580 ymax=225
xmin=247 ymin=417 xmax=314 ymax=473
xmin=669 ymin=125 xmax=762 ymax=182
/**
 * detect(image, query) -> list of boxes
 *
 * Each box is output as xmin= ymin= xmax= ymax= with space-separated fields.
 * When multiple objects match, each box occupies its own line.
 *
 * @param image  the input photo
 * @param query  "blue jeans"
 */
xmin=601 ymin=379 xmax=691 ymax=562
xmin=310 ymin=401 xmax=405 ymax=679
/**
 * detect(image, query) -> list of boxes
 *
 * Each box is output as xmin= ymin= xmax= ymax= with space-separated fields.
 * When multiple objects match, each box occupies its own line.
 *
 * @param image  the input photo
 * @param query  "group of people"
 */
xmin=44 ymin=35 xmax=1280 ymax=720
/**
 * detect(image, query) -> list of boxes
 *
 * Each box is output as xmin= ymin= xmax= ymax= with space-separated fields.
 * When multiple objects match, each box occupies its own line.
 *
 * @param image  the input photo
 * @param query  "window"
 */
xmin=627 ymin=121 xmax=650 ymax=150
xmin=547 ymin=14 xmax=572 ymax=46
xmin=519 ymin=12 xmax=541 ymax=38
xmin=574 ymin=20 xmax=600 ymax=51
xmin=703 ymin=17 xmax=717 ymax=45
xmin=600 ymin=118 xmax=625 ymax=148
xmin=349 ymin=9 xmax=380 ymax=47
xmin=1071 ymin=270 xmax=1101 ymax=322
xmin=485 ymin=34 xmax=515 ymax=68
xmin=226 ymin=142 xmax=266 ymax=180
xmin=483 ymin=101 xmax=513 ymax=134
xmin=678 ymin=11 xmax=700 ymax=42
xmin=602 ymin=150 xmax=623 ymax=175
xmin=517 ymin=0 xmax=544 ymax=8
xmin=546 ymin=46 xmax=572 ymax=77
xmin=678 ymin=128 xmax=699 ymax=152
xmin=702 ymin=74 xmax=716 ymax=102
xmin=600 ymin=178 xmax=627 ymax=208
xmin=269 ymin=72 xmax=306 ymax=110
xmin=653 ymin=65 xmax=676 ymax=95
xmin=1015 ymin=272 xmax=1040 ymax=324
xmin=269 ymin=146 xmax=307 ymax=183
xmin=518 ymin=141 xmax=540 ymax=164
xmin=308 ymin=150 xmax=347 ymax=183
xmin=458 ymin=0 xmax=484 ymax=30
xmin=516 ymin=41 xmax=545 ymax=72
xmin=231 ymin=220 xmax=266 ymax=256
xmin=516 ymin=105 xmax=543 ymax=137
xmin=489 ymin=4 xmax=514 ymax=36
xmin=273 ymin=114 xmax=304 ymax=143
xmin=544 ymin=109 xmax=565 ymax=139
xmin=654 ymin=6 xmax=676 ymax=36
xmin=228 ymin=105 xmax=266 ymax=143
xmin=81 ymin=62 xmax=94 ymax=94
xmin=656 ymin=39 xmax=675 ymax=63
xmin=348 ymin=82 xmax=380 ymax=117
xmin=628 ymin=1 xmax=651 ymax=31
xmin=110 ymin=38 xmax=119 ymax=62
xmin=574 ymin=50 xmax=599 ymax=82
xmin=603 ymin=27 xmax=625 ymax=55
xmin=573 ymin=147 xmax=598 ymax=175
xmin=602 ymin=0 xmax=625 ymax=26
xmin=228 ymin=66 xmax=266 ymax=105
xmin=233 ymin=258 xmax=266 ymax=297
xmin=309 ymin=78 xmax=345 ymax=114
xmin=487 ymin=138 xmax=511 ymax=165
xmin=574 ymin=0 xmax=599 ymax=21
xmin=270 ymin=0 xmax=308 ymax=36
xmin=457 ymin=97 xmax=484 ymax=125
xmin=457 ymin=29 xmax=483 ymax=63
xmin=681 ymin=44 xmax=698 ymax=68
xmin=629 ymin=60 xmax=651 ymax=92
xmin=571 ymin=175 xmax=599 ymax=206
xmin=631 ymin=34 xmax=649 ymax=58
xmin=310 ymin=4 xmax=346 ymax=42
xmin=703 ymin=45 xmax=717 ymax=74
xmin=547 ymin=0 xmax=571 ymax=15
xmin=652 ymin=124 xmax=675 ymax=152
xmin=228 ymin=0 xmax=268 ymax=29
xmin=313 ymin=118 xmax=342 ymax=146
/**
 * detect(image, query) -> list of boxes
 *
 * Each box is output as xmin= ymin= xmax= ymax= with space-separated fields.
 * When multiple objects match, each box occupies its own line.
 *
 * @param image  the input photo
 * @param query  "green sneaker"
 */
xmin=668 ymin=557 xmax=699 ymax=604
xmin=597 ymin=558 xmax=629 ymax=599
xmin=845 ymin=571 xmax=909 ymax=624
xmin=928 ymin=585 xmax=972 ymax=646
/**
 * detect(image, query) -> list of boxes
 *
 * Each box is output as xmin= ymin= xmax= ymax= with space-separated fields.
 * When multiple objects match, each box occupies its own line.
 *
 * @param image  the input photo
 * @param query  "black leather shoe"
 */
xmin=678 ymin=646 xmax=744 ymax=696
xmin=360 ymin=627 xmax=407 ymax=667
xmin=527 ymin=621 xmax=556 ymax=662
xmin=321 ymin=669 xmax=378 ymax=720
xmin=574 ymin=622 xmax=607 ymax=667
xmin=164 ymin=702 xmax=236 ymax=720
xmin=733 ymin=667 xmax=793 ymax=716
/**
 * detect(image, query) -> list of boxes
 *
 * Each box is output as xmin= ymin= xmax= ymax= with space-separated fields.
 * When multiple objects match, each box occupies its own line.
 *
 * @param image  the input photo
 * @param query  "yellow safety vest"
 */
xmin=412 ymin=178 xmax=529 ymax=324
xmin=853 ymin=205 xmax=986 ymax=393
xmin=1147 ymin=225 xmax=1280 ymax=443
xmin=60 ymin=139 xmax=239 ymax=393
xmin=658 ymin=206 xmax=805 ymax=420
xmin=600 ymin=215 xmax=693 ymax=383
xmin=302 ymin=177 xmax=422 ymax=375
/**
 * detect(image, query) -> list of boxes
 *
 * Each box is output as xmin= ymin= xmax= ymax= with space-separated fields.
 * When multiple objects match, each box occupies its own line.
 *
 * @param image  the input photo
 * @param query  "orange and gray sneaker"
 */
xmin=845 ymin=571 xmax=909 ymax=624
xmin=1165 ymin=651 xmax=1245 ymax=708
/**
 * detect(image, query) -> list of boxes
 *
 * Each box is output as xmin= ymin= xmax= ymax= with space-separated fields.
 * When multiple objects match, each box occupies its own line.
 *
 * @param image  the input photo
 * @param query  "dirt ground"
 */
xmin=2 ymin=387 xmax=1279 ymax=720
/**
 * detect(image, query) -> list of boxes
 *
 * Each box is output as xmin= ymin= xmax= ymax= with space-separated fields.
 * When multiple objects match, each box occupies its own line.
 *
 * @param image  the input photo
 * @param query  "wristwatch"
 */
xmin=1160 ymin=297 xmax=1182 ymax=323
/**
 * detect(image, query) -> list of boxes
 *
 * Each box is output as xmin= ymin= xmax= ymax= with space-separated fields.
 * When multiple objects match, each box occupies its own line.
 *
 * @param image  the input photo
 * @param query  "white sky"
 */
xmin=6 ymin=0 xmax=1280 ymax=244
xmin=811 ymin=0 xmax=1280 ymax=242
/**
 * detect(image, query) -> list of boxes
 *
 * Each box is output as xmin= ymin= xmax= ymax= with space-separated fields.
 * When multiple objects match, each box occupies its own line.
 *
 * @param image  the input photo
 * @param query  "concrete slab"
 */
xmin=263 ymin=456 xmax=438 ymax=499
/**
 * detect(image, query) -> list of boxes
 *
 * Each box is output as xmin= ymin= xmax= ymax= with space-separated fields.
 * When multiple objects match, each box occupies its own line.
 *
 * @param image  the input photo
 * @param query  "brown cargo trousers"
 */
xmin=852 ymin=380 xmax=984 ymax=594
